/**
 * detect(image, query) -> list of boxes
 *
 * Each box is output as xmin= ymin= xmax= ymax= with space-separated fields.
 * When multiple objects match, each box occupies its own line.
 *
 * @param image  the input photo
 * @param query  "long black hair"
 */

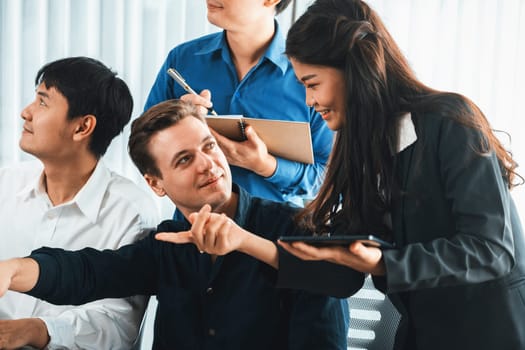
xmin=286 ymin=0 xmax=520 ymax=235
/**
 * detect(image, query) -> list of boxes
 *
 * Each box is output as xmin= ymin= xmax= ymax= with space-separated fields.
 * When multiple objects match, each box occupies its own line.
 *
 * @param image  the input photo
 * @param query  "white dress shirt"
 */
xmin=0 ymin=160 xmax=159 ymax=350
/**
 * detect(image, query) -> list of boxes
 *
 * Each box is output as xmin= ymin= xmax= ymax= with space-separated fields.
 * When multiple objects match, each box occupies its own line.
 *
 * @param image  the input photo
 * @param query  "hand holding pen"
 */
xmin=167 ymin=68 xmax=218 ymax=116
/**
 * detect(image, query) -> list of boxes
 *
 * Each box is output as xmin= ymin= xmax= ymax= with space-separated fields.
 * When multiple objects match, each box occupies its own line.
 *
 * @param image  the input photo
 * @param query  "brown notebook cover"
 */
xmin=205 ymin=115 xmax=314 ymax=164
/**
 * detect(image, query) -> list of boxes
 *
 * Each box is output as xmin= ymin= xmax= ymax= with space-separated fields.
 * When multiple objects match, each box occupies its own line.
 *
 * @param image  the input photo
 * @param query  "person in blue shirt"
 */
xmin=0 ymin=99 xmax=351 ymax=350
xmin=144 ymin=0 xmax=333 ymax=208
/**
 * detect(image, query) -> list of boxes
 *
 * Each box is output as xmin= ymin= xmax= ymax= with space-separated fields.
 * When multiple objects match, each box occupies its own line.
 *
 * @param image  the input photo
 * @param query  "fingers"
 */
xmin=349 ymin=242 xmax=385 ymax=275
xmin=209 ymin=128 xmax=236 ymax=153
xmin=210 ymin=215 xmax=235 ymax=253
xmin=154 ymin=204 xmax=239 ymax=256
xmin=190 ymin=204 xmax=212 ymax=251
xmin=243 ymin=125 xmax=260 ymax=143
xmin=199 ymin=213 xmax=234 ymax=254
xmin=155 ymin=230 xmax=193 ymax=244
xmin=180 ymin=90 xmax=213 ymax=115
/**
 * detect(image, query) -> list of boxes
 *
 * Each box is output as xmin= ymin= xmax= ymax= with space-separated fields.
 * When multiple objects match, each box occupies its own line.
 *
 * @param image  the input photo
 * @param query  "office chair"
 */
xmin=130 ymin=298 xmax=157 ymax=350
xmin=347 ymin=276 xmax=401 ymax=350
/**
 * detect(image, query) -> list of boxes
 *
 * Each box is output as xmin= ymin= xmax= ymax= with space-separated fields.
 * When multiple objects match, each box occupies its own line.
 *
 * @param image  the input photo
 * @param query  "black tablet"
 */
xmin=278 ymin=235 xmax=395 ymax=249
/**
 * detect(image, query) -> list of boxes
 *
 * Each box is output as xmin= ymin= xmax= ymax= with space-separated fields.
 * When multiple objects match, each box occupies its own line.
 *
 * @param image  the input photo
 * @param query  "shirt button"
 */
xmin=206 ymin=287 xmax=213 ymax=295
xmin=208 ymin=328 xmax=216 ymax=336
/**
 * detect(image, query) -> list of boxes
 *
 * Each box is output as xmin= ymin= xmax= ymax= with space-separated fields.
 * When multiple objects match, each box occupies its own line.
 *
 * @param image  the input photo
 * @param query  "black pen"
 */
xmin=167 ymin=68 xmax=218 ymax=116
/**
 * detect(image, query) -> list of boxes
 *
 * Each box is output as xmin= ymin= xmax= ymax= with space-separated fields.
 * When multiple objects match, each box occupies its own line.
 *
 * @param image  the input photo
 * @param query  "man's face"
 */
xmin=19 ymin=83 xmax=78 ymax=160
xmin=206 ymin=0 xmax=272 ymax=32
xmin=145 ymin=116 xmax=233 ymax=217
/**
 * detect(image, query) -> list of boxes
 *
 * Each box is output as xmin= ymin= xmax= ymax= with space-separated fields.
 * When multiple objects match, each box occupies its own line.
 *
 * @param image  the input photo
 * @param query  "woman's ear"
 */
xmin=264 ymin=0 xmax=281 ymax=9
xmin=72 ymin=114 xmax=97 ymax=141
xmin=144 ymin=174 xmax=167 ymax=197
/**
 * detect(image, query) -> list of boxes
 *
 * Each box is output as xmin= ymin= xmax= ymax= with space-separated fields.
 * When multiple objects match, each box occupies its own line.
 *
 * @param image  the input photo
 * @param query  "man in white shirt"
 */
xmin=0 ymin=57 xmax=159 ymax=349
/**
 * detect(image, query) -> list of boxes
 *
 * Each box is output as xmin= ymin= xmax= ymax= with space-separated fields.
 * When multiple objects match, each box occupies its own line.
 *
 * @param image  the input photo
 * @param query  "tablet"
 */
xmin=278 ymin=235 xmax=395 ymax=249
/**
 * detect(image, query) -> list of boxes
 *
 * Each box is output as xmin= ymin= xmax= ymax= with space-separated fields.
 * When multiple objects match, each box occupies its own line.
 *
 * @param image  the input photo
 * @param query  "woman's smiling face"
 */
xmin=290 ymin=58 xmax=346 ymax=131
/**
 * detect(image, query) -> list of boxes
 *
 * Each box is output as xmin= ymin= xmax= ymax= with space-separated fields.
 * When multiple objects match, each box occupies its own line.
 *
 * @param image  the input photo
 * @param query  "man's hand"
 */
xmin=155 ymin=204 xmax=248 ymax=256
xmin=210 ymin=126 xmax=277 ymax=177
xmin=180 ymin=89 xmax=214 ymax=116
xmin=0 ymin=318 xmax=50 ymax=349
xmin=155 ymin=205 xmax=279 ymax=268
xmin=278 ymin=240 xmax=386 ymax=276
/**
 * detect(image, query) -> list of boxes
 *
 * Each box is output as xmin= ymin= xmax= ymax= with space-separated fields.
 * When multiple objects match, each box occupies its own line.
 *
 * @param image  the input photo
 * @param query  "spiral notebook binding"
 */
xmin=238 ymin=119 xmax=247 ymax=141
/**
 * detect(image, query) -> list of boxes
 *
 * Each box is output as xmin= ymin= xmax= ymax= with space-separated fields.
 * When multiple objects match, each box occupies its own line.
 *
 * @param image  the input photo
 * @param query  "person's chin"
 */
xmin=18 ymin=140 xmax=31 ymax=153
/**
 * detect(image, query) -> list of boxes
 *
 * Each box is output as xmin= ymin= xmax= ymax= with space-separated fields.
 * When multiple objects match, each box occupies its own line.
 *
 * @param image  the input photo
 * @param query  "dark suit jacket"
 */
xmin=378 ymin=112 xmax=525 ymax=350
xmin=277 ymin=111 xmax=525 ymax=350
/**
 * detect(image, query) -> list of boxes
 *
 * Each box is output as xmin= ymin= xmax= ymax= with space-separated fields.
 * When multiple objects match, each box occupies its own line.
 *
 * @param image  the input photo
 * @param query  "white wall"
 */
xmin=1 ymin=0 xmax=523 ymax=218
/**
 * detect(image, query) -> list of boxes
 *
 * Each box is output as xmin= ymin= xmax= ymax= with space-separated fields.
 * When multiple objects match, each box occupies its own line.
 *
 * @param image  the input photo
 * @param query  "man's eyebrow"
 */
xmin=36 ymin=90 xmax=50 ymax=99
xmin=169 ymin=134 xmax=214 ymax=166
xmin=170 ymin=149 xmax=188 ymax=167
xmin=300 ymin=74 xmax=316 ymax=82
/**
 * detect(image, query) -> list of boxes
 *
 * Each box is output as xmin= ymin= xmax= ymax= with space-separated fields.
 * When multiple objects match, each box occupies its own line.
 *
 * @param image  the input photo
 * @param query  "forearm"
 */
xmin=0 ymin=258 xmax=39 ymax=294
xmin=266 ymin=157 xmax=325 ymax=198
xmin=0 ymin=318 xmax=49 ymax=350
xmin=238 ymin=232 xmax=279 ymax=269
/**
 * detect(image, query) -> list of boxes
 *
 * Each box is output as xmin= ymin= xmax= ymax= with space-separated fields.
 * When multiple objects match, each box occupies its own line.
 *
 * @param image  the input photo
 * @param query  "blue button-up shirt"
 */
xmin=29 ymin=185 xmax=349 ymax=350
xmin=144 ymin=22 xmax=333 ymax=206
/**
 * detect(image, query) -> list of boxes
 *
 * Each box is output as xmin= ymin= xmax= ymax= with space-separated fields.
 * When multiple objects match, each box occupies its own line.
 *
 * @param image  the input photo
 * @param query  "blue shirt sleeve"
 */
xmin=266 ymin=107 xmax=333 ymax=201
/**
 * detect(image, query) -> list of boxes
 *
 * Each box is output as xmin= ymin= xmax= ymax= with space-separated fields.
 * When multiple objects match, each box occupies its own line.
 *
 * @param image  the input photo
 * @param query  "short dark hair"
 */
xmin=35 ymin=56 xmax=133 ymax=158
xmin=276 ymin=0 xmax=293 ymax=15
xmin=128 ymin=99 xmax=205 ymax=178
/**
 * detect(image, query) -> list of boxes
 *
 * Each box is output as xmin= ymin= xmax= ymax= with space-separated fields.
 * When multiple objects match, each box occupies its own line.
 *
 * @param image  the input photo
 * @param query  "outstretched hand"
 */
xmin=210 ymin=126 xmax=277 ymax=177
xmin=278 ymin=240 xmax=386 ymax=276
xmin=155 ymin=204 xmax=248 ymax=256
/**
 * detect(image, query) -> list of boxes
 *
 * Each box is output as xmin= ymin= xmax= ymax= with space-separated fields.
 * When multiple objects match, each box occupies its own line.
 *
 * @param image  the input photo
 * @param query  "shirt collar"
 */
xmin=194 ymin=20 xmax=289 ymax=75
xmin=18 ymin=161 xmax=111 ymax=223
xmin=263 ymin=21 xmax=289 ymax=74
xmin=73 ymin=161 xmax=112 ymax=223
xmin=232 ymin=183 xmax=249 ymax=228
xmin=397 ymin=112 xmax=417 ymax=153
xmin=18 ymin=163 xmax=46 ymax=201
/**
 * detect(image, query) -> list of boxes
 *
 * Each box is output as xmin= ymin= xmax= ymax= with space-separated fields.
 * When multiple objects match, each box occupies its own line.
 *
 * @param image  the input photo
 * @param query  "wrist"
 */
xmin=27 ymin=318 xmax=50 ymax=349
xmin=371 ymin=259 xmax=386 ymax=276
xmin=256 ymin=154 xmax=277 ymax=177
xmin=237 ymin=229 xmax=255 ymax=254
xmin=238 ymin=232 xmax=278 ymax=269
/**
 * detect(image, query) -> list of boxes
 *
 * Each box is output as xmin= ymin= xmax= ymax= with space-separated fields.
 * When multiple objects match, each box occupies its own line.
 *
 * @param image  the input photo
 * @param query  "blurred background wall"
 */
xmin=1 ymin=0 xmax=524 ymax=220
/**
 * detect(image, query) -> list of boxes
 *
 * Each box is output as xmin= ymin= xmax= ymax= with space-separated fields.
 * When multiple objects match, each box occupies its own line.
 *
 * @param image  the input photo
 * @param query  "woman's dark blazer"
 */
xmin=377 ymin=112 xmax=525 ymax=350
xmin=278 ymin=111 xmax=525 ymax=350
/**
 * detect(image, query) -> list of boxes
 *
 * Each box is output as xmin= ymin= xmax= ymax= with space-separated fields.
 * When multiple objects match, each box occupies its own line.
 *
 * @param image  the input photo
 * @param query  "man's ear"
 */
xmin=144 ymin=174 xmax=166 ymax=197
xmin=72 ymin=115 xmax=96 ymax=141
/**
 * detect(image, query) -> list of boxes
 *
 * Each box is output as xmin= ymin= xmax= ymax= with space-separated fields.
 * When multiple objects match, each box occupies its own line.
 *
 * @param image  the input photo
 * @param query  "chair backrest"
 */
xmin=347 ymin=276 xmax=401 ymax=350
xmin=130 ymin=297 xmax=157 ymax=350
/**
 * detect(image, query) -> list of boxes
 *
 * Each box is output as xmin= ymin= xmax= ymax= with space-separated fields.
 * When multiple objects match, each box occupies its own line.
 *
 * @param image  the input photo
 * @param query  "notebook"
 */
xmin=205 ymin=115 xmax=314 ymax=164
